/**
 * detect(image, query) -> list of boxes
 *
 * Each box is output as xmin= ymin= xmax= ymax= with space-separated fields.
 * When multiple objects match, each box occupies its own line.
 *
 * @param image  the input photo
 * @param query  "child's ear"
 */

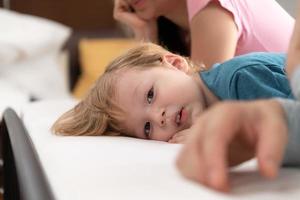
xmin=163 ymin=54 xmax=189 ymax=73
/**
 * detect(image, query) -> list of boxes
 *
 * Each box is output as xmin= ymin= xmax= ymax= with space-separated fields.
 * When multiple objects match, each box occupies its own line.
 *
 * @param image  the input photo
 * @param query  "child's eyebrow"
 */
xmin=133 ymin=81 xmax=143 ymax=99
xmin=134 ymin=80 xmax=149 ymax=107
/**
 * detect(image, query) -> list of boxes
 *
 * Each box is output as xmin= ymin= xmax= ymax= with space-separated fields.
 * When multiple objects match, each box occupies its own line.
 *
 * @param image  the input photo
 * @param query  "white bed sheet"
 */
xmin=21 ymin=100 xmax=300 ymax=200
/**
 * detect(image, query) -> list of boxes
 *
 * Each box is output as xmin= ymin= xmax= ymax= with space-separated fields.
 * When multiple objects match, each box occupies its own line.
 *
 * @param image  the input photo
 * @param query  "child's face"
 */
xmin=115 ymin=55 xmax=205 ymax=141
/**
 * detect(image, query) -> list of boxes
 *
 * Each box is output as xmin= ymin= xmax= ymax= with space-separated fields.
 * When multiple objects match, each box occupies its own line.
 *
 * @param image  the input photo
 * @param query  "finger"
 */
xmin=168 ymin=131 xmax=187 ymax=143
xmin=176 ymin=138 xmax=206 ymax=183
xmin=202 ymin=105 xmax=243 ymax=191
xmin=257 ymin=117 xmax=287 ymax=179
xmin=113 ymin=0 xmax=131 ymax=17
xmin=202 ymin=126 xmax=230 ymax=192
xmin=115 ymin=0 xmax=129 ymax=10
xmin=169 ymin=134 xmax=186 ymax=144
xmin=168 ymin=129 xmax=188 ymax=143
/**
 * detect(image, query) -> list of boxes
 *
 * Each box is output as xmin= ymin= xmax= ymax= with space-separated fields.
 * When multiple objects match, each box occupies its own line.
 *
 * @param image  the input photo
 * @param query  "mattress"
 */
xmin=16 ymin=99 xmax=300 ymax=200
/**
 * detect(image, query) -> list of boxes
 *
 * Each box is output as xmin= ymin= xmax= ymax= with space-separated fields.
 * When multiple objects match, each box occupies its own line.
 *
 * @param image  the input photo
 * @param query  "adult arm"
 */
xmin=279 ymin=98 xmax=300 ymax=166
xmin=190 ymin=2 xmax=238 ymax=68
xmin=281 ymin=1 xmax=300 ymax=166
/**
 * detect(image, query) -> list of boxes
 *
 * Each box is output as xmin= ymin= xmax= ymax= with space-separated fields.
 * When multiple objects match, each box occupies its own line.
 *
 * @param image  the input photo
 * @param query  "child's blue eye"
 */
xmin=147 ymin=87 xmax=154 ymax=104
xmin=144 ymin=122 xmax=151 ymax=139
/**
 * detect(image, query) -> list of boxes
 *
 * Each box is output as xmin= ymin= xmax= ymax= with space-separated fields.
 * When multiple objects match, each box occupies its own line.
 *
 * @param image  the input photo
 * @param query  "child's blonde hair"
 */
xmin=52 ymin=43 xmax=204 ymax=136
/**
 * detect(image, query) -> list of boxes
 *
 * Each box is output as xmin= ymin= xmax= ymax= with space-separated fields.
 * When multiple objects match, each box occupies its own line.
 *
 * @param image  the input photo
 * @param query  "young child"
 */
xmin=52 ymin=43 xmax=294 ymax=142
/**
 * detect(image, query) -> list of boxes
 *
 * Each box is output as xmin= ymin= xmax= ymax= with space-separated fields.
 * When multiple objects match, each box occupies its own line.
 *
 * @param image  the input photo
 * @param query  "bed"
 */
xmin=1 ymin=100 xmax=300 ymax=200
xmin=1 ymin=1 xmax=300 ymax=200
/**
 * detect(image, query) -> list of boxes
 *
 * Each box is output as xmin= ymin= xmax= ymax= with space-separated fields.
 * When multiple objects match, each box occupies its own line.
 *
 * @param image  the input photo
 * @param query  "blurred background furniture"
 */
xmin=6 ymin=0 xmax=117 ymax=30
xmin=1 ymin=0 xmax=126 ymax=90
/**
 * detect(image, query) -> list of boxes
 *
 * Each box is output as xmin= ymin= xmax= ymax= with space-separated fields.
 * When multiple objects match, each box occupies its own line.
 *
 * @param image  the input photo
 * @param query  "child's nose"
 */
xmin=151 ymin=109 xmax=166 ymax=127
xmin=160 ymin=111 xmax=166 ymax=126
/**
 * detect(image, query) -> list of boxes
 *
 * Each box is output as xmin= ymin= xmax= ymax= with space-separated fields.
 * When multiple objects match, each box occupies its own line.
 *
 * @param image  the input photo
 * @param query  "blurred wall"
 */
xmin=276 ymin=0 xmax=297 ymax=17
xmin=8 ymin=0 xmax=117 ymax=30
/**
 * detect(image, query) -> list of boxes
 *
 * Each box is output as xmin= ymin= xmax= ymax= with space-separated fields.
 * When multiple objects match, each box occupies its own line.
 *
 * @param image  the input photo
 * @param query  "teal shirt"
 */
xmin=200 ymin=52 xmax=294 ymax=100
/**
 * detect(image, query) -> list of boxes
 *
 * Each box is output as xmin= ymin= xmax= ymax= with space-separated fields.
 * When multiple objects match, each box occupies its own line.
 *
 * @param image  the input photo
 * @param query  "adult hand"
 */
xmin=113 ymin=0 xmax=158 ymax=42
xmin=169 ymin=131 xmax=189 ymax=144
xmin=176 ymin=100 xmax=288 ymax=192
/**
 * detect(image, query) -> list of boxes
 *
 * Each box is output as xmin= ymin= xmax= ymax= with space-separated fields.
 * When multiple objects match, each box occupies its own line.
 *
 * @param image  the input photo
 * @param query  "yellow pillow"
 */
xmin=73 ymin=38 xmax=137 ymax=99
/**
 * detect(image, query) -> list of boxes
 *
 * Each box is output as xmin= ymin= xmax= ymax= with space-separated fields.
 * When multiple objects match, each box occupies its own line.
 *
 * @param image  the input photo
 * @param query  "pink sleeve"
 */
xmin=187 ymin=0 xmax=211 ymax=21
xmin=187 ymin=0 xmax=242 ymax=38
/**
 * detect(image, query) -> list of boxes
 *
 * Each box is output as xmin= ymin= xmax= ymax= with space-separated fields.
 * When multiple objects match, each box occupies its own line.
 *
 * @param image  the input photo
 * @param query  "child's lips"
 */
xmin=175 ymin=107 xmax=188 ymax=127
xmin=180 ymin=107 xmax=188 ymax=125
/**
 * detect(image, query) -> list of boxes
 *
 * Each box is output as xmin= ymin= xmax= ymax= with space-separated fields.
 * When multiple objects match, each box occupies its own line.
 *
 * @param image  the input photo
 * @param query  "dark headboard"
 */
xmin=7 ymin=0 xmax=117 ymax=30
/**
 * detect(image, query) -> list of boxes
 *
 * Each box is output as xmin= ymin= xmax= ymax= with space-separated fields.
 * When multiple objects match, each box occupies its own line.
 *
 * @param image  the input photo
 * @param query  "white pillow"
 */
xmin=0 ymin=8 xmax=71 ymax=64
xmin=0 ymin=51 xmax=71 ymax=99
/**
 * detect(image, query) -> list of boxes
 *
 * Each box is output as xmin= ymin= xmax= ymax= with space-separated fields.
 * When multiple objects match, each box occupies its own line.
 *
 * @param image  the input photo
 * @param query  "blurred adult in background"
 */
xmin=113 ymin=0 xmax=294 ymax=67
